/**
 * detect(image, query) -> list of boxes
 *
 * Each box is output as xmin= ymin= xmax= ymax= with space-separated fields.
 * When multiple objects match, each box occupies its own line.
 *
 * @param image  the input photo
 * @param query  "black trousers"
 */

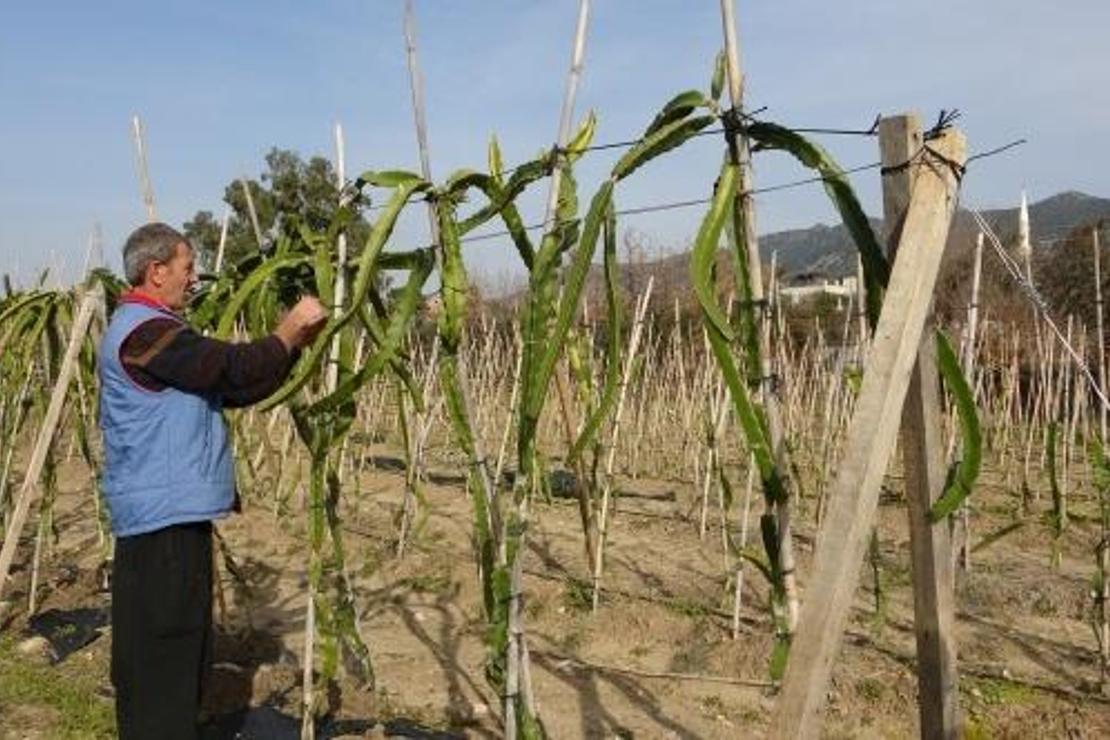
xmin=111 ymin=521 xmax=213 ymax=740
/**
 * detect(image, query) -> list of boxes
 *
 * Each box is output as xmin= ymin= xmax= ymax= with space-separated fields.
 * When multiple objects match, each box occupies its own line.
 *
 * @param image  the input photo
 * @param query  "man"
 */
xmin=99 ymin=222 xmax=327 ymax=739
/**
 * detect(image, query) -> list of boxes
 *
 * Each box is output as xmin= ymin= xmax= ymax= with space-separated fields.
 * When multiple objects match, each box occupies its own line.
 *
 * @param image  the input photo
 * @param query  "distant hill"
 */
xmin=492 ymin=191 xmax=1110 ymax=312
xmin=766 ymin=191 xmax=1110 ymax=281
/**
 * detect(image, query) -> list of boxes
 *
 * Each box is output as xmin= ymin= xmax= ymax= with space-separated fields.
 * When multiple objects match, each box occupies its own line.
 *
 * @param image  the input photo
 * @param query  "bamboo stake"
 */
xmin=214 ymin=204 xmax=231 ymax=273
xmin=591 ymin=277 xmax=653 ymax=611
xmin=507 ymin=4 xmax=593 ymax=734
xmin=240 ymin=178 xmax=264 ymax=249
xmin=732 ymin=454 xmax=756 ymax=639
xmin=131 ymin=115 xmax=157 ymax=222
xmin=493 ymin=331 xmax=525 ymax=491
xmin=397 ymin=339 xmax=440 ymax=558
xmin=718 ymin=0 xmax=800 ymax=631
xmin=326 ymin=123 xmax=349 ymax=394
xmin=957 ymin=231 xmax=984 ymax=571
xmin=1094 ymin=227 xmax=1106 ymax=443
xmin=1093 ymin=226 xmax=1110 ymax=689
xmin=543 ymin=0 xmax=599 ymax=571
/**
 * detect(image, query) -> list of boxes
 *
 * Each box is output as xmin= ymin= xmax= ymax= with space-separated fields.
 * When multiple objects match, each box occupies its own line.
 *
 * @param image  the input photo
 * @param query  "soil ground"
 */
xmin=2 ymin=445 xmax=1110 ymax=738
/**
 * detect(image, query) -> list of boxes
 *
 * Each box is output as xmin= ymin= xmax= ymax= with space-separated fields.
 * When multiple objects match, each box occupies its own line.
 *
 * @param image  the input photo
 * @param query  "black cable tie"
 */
xmin=721 ymin=107 xmax=746 ymax=138
xmin=922 ymin=143 xmax=967 ymax=184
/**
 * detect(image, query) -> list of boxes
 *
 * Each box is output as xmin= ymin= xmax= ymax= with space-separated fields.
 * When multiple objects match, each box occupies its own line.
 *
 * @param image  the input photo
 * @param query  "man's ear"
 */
xmin=145 ymin=262 xmax=164 ymax=288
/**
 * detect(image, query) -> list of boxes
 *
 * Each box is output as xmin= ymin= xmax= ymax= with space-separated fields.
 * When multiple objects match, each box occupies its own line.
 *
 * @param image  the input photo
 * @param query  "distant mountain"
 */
xmin=494 ymin=191 xmax=1110 ymax=309
xmin=765 ymin=191 xmax=1110 ymax=281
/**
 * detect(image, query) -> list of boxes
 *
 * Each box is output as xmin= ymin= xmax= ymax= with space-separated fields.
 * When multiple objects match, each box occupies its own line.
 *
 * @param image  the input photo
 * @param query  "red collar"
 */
xmin=119 ymin=289 xmax=178 ymax=316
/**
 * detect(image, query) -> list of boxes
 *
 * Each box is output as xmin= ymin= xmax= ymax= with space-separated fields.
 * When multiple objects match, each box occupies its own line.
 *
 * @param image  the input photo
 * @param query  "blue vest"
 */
xmin=98 ymin=301 xmax=235 ymax=537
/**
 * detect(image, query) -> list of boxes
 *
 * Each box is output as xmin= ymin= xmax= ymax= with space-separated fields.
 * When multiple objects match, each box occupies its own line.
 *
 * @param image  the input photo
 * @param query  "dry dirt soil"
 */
xmin=2 ymin=447 xmax=1110 ymax=738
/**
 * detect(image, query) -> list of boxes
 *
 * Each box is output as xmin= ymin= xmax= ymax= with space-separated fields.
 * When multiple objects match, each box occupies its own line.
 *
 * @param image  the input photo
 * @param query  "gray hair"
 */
xmin=122 ymin=223 xmax=190 ymax=286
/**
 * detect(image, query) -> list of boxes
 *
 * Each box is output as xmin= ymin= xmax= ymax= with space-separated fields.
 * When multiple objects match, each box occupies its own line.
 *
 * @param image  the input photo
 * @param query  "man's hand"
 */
xmin=275 ymin=296 xmax=329 ymax=351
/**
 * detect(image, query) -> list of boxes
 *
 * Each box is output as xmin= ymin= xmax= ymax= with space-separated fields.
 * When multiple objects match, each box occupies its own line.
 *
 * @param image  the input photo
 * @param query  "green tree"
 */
xmin=183 ymin=148 xmax=373 ymax=272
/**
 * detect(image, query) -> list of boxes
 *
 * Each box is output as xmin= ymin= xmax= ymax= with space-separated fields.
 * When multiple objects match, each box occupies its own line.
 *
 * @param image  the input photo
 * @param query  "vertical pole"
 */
xmin=214 ymin=205 xmax=231 ymax=274
xmin=1094 ymin=228 xmax=1106 ymax=443
xmin=81 ymin=223 xmax=104 ymax=279
xmin=401 ymin=0 xmax=515 ymax=730
xmin=131 ymin=115 xmax=157 ymax=222
xmin=301 ymin=122 xmax=351 ymax=740
xmin=543 ymin=0 xmax=599 ymax=572
xmin=957 ymin=231 xmax=984 ymax=572
xmin=718 ymin=0 xmax=800 ymax=630
xmin=855 ymin=252 xmax=869 ymax=364
xmin=879 ymin=114 xmax=961 ymax=740
xmin=326 ymin=123 xmax=349 ymax=392
xmin=543 ymin=0 xmax=591 ymax=227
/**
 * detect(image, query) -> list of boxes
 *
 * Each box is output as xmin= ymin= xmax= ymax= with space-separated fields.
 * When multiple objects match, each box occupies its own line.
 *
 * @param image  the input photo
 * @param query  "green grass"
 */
xmin=663 ymin=596 xmax=711 ymax=619
xmin=561 ymin=577 xmax=593 ymax=614
xmin=965 ymin=676 xmax=1037 ymax=706
xmin=0 ymin=635 xmax=115 ymax=738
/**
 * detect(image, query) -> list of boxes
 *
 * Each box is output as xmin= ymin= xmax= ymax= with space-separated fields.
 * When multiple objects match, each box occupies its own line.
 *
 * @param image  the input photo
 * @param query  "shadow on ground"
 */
xmin=201 ymin=705 xmax=464 ymax=739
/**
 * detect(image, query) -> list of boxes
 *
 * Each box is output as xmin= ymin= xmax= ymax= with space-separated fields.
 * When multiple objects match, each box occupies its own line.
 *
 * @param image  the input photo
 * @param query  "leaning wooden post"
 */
xmin=770 ymin=124 xmax=966 ymax=739
xmin=0 ymin=283 xmax=104 ymax=598
xmin=880 ymin=114 xmax=962 ymax=739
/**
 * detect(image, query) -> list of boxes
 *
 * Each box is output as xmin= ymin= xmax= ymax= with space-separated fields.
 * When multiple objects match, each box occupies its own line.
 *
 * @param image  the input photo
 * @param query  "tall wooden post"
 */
xmin=880 ymin=114 xmax=961 ymax=739
xmin=770 ymin=125 xmax=966 ymax=739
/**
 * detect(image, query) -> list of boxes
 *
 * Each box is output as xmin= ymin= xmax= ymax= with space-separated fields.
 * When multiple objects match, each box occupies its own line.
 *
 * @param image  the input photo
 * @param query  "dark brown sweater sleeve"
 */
xmin=120 ymin=318 xmax=298 ymax=409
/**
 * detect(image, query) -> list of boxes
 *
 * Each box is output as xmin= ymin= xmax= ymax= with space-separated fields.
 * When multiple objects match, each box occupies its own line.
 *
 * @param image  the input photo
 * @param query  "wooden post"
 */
xmin=770 ymin=125 xmax=966 ymax=739
xmin=881 ymin=114 xmax=962 ymax=740
xmin=0 ymin=284 xmax=104 ymax=598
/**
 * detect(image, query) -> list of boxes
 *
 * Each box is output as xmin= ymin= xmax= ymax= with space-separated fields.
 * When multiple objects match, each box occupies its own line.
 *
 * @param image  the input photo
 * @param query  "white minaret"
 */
xmin=1017 ymin=188 xmax=1033 ymax=281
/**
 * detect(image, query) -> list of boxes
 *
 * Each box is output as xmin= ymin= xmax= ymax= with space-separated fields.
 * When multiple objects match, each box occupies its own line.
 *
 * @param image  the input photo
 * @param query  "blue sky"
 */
xmin=2 ymin=1 xmax=1107 ymax=288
